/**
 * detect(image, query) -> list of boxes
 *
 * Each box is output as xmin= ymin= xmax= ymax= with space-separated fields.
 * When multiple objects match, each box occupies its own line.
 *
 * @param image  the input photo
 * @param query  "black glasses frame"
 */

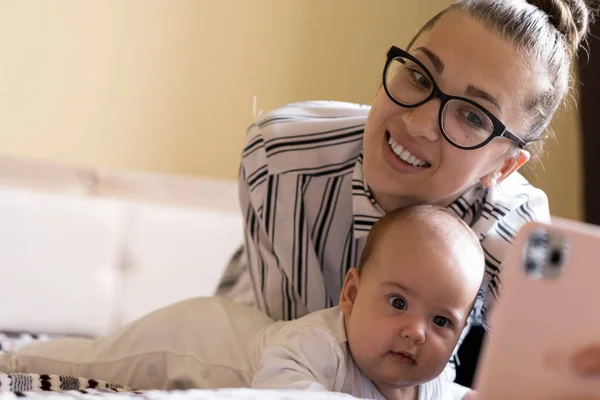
xmin=382 ymin=46 xmax=528 ymax=150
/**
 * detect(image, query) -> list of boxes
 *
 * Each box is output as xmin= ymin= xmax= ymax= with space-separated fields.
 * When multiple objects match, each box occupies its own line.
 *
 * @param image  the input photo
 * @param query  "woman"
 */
xmin=218 ymin=0 xmax=595 ymax=379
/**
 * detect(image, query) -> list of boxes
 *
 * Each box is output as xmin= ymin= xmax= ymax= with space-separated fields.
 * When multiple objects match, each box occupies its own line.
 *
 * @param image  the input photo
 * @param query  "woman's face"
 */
xmin=363 ymin=11 xmax=539 ymax=212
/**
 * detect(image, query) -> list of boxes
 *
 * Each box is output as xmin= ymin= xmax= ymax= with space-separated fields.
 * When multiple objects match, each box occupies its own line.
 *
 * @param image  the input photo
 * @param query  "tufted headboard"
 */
xmin=0 ymin=155 xmax=243 ymax=337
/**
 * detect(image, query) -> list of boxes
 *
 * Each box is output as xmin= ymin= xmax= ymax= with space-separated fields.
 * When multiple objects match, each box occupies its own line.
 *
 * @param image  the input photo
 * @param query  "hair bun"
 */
xmin=527 ymin=0 xmax=595 ymax=51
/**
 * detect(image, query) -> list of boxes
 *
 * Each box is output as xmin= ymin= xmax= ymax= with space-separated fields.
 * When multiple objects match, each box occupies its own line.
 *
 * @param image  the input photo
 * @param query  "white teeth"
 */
xmin=388 ymin=136 xmax=428 ymax=167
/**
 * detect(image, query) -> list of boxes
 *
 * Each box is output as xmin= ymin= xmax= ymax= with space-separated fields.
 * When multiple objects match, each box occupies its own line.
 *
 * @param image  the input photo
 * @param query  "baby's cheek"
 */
xmin=431 ymin=333 xmax=458 ymax=360
xmin=353 ymin=330 xmax=386 ymax=362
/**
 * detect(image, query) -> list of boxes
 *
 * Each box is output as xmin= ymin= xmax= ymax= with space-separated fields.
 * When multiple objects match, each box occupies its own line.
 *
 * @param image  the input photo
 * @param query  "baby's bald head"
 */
xmin=358 ymin=204 xmax=484 ymax=300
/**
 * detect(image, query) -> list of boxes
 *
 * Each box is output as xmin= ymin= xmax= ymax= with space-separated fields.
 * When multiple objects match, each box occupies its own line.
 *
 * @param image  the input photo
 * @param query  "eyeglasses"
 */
xmin=382 ymin=46 xmax=528 ymax=150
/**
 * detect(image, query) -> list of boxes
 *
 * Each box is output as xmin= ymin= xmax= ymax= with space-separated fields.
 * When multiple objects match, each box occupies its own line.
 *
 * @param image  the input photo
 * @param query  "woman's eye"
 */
xmin=388 ymin=296 xmax=407 ymax=310
xmin=410 ymin=69 xmax=431 ymax=89
xmin=433 ymin=316 xmax=450 ymax=327
xmin=462 ymin=111 xmax=484 ymax=127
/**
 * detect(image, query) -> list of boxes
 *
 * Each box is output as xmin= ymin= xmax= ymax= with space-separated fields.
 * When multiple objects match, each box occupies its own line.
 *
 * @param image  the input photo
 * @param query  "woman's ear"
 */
xmin=480 ymin=149 xmax=530 ymax=188
xmin=339 ymin=268 xmax=361 ymax=317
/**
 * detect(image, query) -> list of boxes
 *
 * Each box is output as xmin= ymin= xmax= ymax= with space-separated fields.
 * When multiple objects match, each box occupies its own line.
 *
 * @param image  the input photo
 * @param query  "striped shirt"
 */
xmin=229 ymin=100 xmax=550 ymax=330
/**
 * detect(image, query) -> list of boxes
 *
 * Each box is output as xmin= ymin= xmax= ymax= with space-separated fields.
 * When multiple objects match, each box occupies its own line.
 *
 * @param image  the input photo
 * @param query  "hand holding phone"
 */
xmin=473 ymin=218 xmax=600 ymax=399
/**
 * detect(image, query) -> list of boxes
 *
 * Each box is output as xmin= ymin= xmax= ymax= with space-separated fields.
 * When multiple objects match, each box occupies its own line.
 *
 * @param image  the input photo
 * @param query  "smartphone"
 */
xmin=473 ymin=217 xmax=600 ymax=399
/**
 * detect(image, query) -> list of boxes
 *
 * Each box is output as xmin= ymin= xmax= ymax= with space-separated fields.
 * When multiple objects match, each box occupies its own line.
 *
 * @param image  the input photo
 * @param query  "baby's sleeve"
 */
xmin=252 ymin=324 xmax=346 ymax=392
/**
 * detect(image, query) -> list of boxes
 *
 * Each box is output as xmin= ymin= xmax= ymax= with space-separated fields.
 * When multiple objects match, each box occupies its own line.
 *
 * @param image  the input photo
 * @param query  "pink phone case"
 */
xmin=473 ymin=217 xmax=600 ymax=399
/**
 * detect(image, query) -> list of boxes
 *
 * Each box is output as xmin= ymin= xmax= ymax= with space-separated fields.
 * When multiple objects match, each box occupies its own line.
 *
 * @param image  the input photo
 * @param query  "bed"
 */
xmin=1 ymin=156 xmax=337 ymax=399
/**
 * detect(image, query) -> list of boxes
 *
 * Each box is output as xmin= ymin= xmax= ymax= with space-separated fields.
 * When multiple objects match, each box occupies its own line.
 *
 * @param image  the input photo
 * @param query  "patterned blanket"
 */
xmin=0 ymin=373 xmax=135 ymax=393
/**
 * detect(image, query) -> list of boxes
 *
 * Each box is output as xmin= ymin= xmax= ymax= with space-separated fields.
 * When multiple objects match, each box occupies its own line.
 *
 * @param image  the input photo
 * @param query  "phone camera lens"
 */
xmin=549 ymin=248 xmax=563 ymax=266
xmin=525 ymin=259 xmax=538 ymax=273
xmin=530 ymin=232 xmax=548 ymax=248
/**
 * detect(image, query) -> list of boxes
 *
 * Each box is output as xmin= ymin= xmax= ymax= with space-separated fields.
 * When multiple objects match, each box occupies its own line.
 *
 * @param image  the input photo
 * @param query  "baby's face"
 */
xmin=340 ymin=223 xmax=482 ymax=390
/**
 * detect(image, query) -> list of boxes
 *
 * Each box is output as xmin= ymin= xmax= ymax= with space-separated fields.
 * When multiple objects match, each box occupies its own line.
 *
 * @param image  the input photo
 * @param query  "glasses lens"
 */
xmin=385 ymin=57 xmax=433 ymax=106
xmin=441 ymin=99 xmax=495 ymax=147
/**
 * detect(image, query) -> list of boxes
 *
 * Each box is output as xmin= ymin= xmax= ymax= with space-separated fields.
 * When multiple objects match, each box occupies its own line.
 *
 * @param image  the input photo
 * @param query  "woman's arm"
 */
xmin=236 ymin=124 xmax=277 ymax=316
xmin=236 ymin=123 xmax=303 ymax=321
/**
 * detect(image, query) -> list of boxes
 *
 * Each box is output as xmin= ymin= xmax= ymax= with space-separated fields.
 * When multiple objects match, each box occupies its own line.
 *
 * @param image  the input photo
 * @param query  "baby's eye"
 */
xmin=388 ymin=296 xmax=407 ymax=310
xmin=433 ymin=316 xmax=451 ymax=327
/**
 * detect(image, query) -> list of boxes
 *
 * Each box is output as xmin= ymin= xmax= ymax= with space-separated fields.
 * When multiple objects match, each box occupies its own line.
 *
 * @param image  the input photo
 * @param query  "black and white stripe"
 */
xmin=227 ymin=100 xmax=551 ymax=330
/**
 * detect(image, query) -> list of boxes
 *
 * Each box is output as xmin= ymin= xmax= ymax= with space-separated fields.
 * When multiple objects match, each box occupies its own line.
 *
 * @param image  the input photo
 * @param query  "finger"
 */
xmin=571 ymin=346 xmax=600 ymax=376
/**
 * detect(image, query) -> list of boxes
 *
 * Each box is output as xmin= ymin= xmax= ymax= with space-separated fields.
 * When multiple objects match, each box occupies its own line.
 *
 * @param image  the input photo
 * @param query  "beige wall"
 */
xmin=0 ymin=0 xmax=582 ymax=219
xmin=522 ymin=93 xmax=584 ymax=221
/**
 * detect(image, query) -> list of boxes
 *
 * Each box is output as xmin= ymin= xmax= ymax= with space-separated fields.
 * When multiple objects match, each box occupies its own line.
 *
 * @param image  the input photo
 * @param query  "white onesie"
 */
xmin=1 ymin=297 xmax=469 ymax=399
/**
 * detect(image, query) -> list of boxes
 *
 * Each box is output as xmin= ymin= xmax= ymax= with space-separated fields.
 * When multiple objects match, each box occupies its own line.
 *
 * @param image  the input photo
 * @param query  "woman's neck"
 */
xmin=372 ymin=190 xmax=459 ymax=214
xmin=369 ymin=182 xmax=482 ymax=214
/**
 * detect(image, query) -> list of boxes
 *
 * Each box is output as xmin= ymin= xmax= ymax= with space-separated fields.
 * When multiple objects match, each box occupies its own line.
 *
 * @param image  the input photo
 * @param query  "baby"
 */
xmin=1 ymin=204 xmax=483 ymax=400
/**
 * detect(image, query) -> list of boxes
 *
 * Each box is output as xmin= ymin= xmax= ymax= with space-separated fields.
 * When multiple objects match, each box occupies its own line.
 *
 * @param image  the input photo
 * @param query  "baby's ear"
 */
xmin=339 ymin=268 xmax=360 ymax=317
